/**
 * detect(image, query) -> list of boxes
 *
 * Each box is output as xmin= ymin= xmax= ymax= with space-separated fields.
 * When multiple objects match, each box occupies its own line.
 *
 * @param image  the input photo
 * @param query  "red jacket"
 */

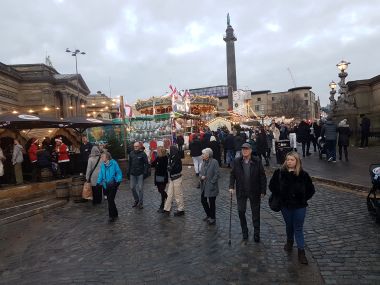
xmin=28 ymin=144 xmax=38 ymax=163
xmin=57 ymin=144 xmax=70 ymax=163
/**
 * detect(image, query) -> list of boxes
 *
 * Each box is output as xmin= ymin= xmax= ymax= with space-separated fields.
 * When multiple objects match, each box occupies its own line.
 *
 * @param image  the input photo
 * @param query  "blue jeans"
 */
xmin=281 ymin=207 xmax=306 ymax=250
xmin=226 ymin=150 xmax=235 ymax=166
xmin=326 ymin=140 xmax=336 ymax=160
xmin=130 ymin=174 xmax=144 ymax=205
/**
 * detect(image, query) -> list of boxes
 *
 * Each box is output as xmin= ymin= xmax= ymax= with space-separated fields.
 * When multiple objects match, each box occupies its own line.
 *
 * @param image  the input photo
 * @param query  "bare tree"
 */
xmin=271 ymin=94 xmax=309 ymax=119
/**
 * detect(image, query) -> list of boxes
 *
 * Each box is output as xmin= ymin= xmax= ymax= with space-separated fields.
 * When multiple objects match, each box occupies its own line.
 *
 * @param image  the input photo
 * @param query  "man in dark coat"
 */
xmin=189 ymin=135 xmax=203 ymax=176
xmin=80 ymin=136 xmax=93 ymax=174
xmin=321 ymin=117 xmax=338 ymax=162
xmin=224 ymin=132 xmax=235 ymax=167
xmin=297 ymin=121 xmax=311 ymax=157
xmin=229 ymin=143 xmax=267 ymax=243
xmin=127 ymin=142 xmax=149 ymax=208
xmin=359 ymin=114 xmax=371 ymax=148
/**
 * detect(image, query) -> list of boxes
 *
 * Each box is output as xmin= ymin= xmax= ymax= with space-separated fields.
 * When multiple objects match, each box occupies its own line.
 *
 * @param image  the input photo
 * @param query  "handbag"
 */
xmin=156 ymin=175 xmax=165 ymax=183
xmin=268 ymin=170 xmax=282 ymax=212
xmin=82 ymin=156 xmax=101 ymax=200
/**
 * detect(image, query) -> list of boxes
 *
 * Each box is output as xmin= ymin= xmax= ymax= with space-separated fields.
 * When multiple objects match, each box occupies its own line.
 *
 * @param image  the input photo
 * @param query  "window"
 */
xmin=272 ymin=97 xmax=275 ymax=101
xmin=257 ymin=97 xmax=261 ymax=102
xmin=304 ymin=100 xmax=308 ymax=106
xmin=219 ymin=102 xmax=223 ymax=106
xmin=255 ymin=105 xmax=260 ymax=111
xmin=304 ymin=93 xmax=308 ymax=98
xmin=260 ymin=105 xmax=265 ymax=111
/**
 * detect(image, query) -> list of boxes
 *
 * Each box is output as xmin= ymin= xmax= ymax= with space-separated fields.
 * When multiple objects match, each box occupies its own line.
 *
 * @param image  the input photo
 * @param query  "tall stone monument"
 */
xmin=223 ymin=13 xmax=237 ymax=111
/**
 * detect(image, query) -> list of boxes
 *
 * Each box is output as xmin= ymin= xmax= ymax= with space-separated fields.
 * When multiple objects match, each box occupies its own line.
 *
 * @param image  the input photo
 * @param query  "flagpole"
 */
xmin=119 ymin=95 xmax=128 ymax=159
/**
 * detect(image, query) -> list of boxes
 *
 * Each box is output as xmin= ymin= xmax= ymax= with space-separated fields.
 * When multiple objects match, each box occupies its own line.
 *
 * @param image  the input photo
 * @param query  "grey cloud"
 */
xmin=1 ymin=0 xmax=379 ymax=106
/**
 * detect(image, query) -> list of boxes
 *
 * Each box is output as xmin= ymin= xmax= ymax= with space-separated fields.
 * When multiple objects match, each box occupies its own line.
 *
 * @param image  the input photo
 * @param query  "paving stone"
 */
xmin=0 ymin=167 xmax=379 ymax=284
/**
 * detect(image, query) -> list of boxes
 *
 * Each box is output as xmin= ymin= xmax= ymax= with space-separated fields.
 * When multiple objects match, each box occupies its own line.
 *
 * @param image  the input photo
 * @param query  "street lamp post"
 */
xmin=66 ymin=48 xmax=86 ymax=115
xmin=329 ymin=80 xmax=337 ymax=111
xmin=336 ymin=60 xmax=350 ymax=103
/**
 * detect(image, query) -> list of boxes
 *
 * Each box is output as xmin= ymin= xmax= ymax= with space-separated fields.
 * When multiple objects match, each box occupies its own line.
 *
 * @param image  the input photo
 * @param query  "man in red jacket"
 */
xmin=28 ymin=138 xmax=39 ymax=182
xmin=55 ymin=137 xmax=70 ymax=178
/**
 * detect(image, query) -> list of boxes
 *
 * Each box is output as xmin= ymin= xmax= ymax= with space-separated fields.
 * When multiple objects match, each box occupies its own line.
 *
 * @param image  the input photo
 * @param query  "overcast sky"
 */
xmin=1 ymin=0 xmax=379 ymax=106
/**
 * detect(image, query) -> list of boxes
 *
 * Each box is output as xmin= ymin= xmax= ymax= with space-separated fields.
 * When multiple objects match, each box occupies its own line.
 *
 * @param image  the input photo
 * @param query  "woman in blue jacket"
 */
xmin=97 ymin=151 xmax=122 ymax=222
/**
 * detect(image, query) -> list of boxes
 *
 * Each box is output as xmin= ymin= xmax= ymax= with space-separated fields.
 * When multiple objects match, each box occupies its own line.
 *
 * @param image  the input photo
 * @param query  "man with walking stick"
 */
xmin=229 ymin=143 xmax=267 ymax=243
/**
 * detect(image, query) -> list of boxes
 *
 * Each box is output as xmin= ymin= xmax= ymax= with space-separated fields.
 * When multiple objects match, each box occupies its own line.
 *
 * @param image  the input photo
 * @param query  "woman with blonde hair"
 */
xmin=151 ymin=146 xmax=169 ymax=212
xmin=269 ymin=151 xmax=315 ymax=265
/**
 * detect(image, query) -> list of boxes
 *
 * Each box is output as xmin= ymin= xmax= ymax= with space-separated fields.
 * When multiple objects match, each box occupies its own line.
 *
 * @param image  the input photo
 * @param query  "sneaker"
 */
xmin=132 ymin=201 xmax=139 ymax=208
xmin=162 ymin=210 xmax=170 ymax=216
xmin=327 ymin=157 xmax=333 ymax=162
xmin=138 ymin=204 xmax=144 ymax=209
xmin=203 ymin=216 xmax=210 ymax=222
xmin=207 ymin=218 xmax=216 ymax=225
xmin=174 ymin=210 xmax=185 ymax=217
xmin=157 ymin=208 xmax=165 ymax=213
xmin=332 ymin=160 xmax=337 ymax=163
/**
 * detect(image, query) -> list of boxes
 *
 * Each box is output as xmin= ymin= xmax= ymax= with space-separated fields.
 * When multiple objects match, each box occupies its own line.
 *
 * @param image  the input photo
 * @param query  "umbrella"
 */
xmin=0 ymin=113 xmax=71 ymax=129
xmin=67 ymin=117 xmax=121 ymax=133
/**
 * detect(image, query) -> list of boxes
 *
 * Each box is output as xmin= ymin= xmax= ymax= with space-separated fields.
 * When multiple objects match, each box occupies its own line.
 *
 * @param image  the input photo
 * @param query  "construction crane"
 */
xmin=287 ymin=67 xmax=297 ymax=87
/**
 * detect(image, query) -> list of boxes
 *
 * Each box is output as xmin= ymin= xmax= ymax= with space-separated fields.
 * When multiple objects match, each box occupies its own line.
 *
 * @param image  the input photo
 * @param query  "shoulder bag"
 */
xmin=82 ymin=156 xmax=101 ymax=200
xmin=268 ymin=170 xmax=282 ymax=212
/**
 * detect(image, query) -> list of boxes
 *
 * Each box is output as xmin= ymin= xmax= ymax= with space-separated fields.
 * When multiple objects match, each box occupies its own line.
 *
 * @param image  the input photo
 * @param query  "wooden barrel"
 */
xmin=71 ymin=175 xmax=85 ymax=202
xmin=56 ymin=182 xmax=70 ymax=199
xmin=40 ymin=168 xmax=53 ymax=182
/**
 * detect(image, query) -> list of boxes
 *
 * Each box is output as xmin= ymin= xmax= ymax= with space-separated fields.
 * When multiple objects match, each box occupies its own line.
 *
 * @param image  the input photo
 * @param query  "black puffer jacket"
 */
xmin=151 ymin=155 xmax=168 ymax=185
xmin=127 ymin=150 xmax=149 ymax=177
xmin=189 ymin=139 xmax=202 ymax=157
xmin=269 ymin=169 xmax=315 ymax=209
xmin=338 ymin=126 xmax=351 ymax=146
xmin=224 ymin=134 xmax=234 ymax=150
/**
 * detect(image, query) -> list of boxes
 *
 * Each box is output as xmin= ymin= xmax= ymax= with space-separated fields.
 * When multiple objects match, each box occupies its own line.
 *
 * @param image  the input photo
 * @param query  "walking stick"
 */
xmin=228 ymin=189 xmax=232 ymax=246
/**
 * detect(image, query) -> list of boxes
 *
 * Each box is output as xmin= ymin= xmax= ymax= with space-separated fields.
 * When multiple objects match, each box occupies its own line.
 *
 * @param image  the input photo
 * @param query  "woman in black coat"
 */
xmin=297 ymin=121 xmax=311 ymax=157
xmin=337 ymin=119 xmax=352 ymax=161
xmin=269 ymin=151 xmax=315 ymax=265
xmin=150 ymin=146 xmax=168 ymax=212
xmin=256 ymin=128 xmax=269 ymax=166
xmin=208 ymin=136 xmax=221 ymax=166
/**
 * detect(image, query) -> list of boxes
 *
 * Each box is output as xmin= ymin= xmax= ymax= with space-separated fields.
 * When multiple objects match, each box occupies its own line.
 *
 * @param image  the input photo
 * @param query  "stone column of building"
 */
xmin=76 ymin=96 xmax=80 ymax=117
xmin=223 ymin=13 xmax=237 ymax=111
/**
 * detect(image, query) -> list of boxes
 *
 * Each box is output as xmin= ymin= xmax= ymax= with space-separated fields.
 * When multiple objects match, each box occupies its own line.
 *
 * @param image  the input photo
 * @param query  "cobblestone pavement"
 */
xmin=0 ymin=167 xmax=379 ymax=285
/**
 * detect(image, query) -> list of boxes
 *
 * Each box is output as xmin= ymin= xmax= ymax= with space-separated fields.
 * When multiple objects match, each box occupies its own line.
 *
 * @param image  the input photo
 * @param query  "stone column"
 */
xmin=223 ymin=14 xmax=237 ymax=111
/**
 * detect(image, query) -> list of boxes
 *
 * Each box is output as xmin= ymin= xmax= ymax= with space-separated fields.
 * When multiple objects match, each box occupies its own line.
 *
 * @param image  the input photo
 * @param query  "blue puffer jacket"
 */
xmin=97 ymin=159 xmax=122 ymax=189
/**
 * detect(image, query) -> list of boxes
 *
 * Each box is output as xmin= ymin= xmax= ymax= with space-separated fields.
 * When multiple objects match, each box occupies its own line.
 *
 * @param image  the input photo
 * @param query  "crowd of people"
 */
xmin=0 ymin=114 xmax=374 ymax=265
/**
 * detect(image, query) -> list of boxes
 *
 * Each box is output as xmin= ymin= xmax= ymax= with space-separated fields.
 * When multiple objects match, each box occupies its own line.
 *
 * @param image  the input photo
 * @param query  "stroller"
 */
xmin=317 ymin=137 xmax=328 ymax=160
xmin=367 ymin=164 xmax=380 ymax=224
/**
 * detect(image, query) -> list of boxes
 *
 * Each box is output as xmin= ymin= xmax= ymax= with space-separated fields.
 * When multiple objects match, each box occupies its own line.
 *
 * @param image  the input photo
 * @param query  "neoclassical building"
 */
xmin=0 ymin=62 xmax=90 ymax=118
xmin=190 ymin=85 xmax=320 ymax=120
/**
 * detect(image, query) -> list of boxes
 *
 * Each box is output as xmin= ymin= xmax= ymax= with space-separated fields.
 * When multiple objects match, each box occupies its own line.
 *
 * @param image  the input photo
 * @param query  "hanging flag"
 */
xmin=125 ymin=103 xmax=132 ymax=117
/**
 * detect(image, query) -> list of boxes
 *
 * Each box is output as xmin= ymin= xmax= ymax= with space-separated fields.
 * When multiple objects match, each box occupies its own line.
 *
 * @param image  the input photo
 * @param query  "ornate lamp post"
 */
xmin=336 ymin=60 xmax=350 ymax=103
xmin=329 ymin=80 xmax=337 ymax=111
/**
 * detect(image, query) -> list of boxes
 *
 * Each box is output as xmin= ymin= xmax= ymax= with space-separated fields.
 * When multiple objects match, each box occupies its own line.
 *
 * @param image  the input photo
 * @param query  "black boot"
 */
xmin=298 ymin=249 xmax=308 ymax=265
xmin=157 ymin=192 xmax=167 ymax=213
xmin=284 ymin=240 xmax=294 ymax=252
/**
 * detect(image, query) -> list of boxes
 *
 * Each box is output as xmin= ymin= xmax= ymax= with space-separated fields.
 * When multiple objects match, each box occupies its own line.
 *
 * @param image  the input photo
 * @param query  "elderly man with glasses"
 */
xmin=127 ymin=142 xmax=149 ymax=209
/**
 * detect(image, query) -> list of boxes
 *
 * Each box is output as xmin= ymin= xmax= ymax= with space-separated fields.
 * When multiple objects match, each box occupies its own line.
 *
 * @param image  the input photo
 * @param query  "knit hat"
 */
xmin=210 ymin=136 xmax=216 ymax=142
xmin=55 ymin=137 xmax=62 ymax=143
